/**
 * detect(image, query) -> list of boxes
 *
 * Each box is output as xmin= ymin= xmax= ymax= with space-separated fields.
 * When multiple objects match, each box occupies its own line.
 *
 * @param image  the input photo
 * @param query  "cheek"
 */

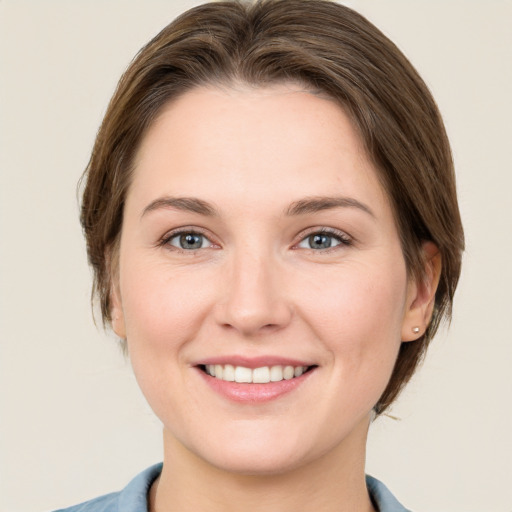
xmin=298 ymin=261 xmax=407 ymax=375
xmin=119 ymin=261 xmax=215 ymax=412
xmin=120 ymin=258 xmax=214 ymax=346
xmin=301 ymin=259 xmax=406 ymax=331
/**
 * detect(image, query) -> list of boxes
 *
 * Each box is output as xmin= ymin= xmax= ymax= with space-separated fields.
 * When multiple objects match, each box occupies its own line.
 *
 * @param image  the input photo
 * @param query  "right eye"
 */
xmin=166 ymin=231 xmax=212 ymax=250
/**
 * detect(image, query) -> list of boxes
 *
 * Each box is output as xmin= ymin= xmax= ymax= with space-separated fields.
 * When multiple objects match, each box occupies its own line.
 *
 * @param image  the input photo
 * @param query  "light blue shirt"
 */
xmin=54 ymin=463 xmax=411 ymax=512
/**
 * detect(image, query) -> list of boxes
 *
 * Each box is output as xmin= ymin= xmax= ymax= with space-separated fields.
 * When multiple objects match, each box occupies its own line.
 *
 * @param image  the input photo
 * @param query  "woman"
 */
xmin=57 ymin=0 xmax=464 ymax=510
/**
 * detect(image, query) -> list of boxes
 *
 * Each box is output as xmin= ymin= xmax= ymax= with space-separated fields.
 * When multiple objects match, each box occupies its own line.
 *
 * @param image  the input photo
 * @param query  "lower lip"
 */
xmin=197 ymin=368 xmax=314 ymax=403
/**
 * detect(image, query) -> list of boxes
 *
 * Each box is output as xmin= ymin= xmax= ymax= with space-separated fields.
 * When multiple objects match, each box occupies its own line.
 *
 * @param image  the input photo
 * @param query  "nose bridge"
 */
xmin=217 ymin=241 xmax=291 ymax=335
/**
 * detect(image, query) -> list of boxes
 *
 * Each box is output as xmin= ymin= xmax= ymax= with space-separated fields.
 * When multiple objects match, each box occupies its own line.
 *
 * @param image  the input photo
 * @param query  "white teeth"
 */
xmin=223 ymin=364 xmax=235 ymax=381
xmin=270 ymin=365 xmax=283 ymax=381
xmin=205 ymin=364 xmax=310 ymax=383
xmin=252 ymin=366 xmax=270 ymax=384
xmin=235 ymin=366 xmax=252 ymax=383
xmin=283 ymin=365 xmax=294 ymax=380
xmin=214 ymin=364 xmax=223 ymax=379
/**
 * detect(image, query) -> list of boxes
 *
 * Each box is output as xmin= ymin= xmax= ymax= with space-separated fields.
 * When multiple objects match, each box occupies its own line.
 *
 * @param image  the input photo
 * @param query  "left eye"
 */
xmin=297 ymin=232 xmax=348 ymax=250
xmin=167 ymin=232 xmax=211 ymax=250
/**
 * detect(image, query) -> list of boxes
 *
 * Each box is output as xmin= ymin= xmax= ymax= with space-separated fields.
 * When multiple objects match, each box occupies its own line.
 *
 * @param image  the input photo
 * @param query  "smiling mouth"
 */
xmin=200 ymin=364 xmax=315 ymax=384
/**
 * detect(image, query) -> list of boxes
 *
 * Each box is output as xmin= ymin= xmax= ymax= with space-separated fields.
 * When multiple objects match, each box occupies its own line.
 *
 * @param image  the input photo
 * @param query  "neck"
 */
xmin=150 ymin=418 xmax=375 ymax=512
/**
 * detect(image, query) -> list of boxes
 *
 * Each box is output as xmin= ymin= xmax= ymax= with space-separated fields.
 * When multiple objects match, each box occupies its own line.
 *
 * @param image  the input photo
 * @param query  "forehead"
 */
xmin=129 ymin=84 xmax=390 ymax=217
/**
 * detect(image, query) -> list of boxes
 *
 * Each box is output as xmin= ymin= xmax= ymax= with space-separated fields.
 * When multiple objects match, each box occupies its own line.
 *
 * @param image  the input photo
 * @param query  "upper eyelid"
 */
xmin=158 ymin=226 xmax=352 ymax=248
xmin=159 ymin=226 xmax=216 ymax=247
xmin=294 ymin=226 xmax=352 ymax=242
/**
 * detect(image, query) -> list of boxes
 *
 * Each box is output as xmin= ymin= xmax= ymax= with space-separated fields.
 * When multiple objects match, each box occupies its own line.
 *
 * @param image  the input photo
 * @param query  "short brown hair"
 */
xmin=80 ymin=0 xmax=464 ymax=414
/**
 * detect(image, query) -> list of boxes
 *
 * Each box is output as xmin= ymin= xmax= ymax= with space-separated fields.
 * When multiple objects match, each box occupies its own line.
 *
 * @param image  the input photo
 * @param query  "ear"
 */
xmin=401 ymin=241 xmax=442 ymax=342
xmin=110 ymin=279 xmax=126 ymax=340
xmin=107 ymin=243 xmax=126 ymax=340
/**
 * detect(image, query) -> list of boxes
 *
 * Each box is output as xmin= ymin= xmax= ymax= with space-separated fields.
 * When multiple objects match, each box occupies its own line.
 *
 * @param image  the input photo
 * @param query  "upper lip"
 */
xmin=192 ymin=356 xmax=315 ymax=369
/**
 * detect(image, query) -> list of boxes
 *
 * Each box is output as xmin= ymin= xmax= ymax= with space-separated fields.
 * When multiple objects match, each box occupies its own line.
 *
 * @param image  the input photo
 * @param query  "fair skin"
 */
xmin=111 ymin=83 xmax=440 ymax=512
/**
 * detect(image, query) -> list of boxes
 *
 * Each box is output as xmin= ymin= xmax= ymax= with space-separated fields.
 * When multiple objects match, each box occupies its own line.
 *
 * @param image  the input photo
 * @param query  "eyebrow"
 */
xmin=141 ymin=195 xmax=375 ymax=219
xmin=141 ymin=196 xmax=217 ymax=218
xmin=285 ymin=196 xmax=375 ymax=218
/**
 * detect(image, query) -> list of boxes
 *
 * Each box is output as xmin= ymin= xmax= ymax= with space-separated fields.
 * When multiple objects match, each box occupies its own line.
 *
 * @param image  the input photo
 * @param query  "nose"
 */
xmin=214 ymin=249 xmax=293 ymax=337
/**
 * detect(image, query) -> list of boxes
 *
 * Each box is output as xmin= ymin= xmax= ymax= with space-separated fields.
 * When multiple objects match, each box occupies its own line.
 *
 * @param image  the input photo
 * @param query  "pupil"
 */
xmin=180 ymin=233 xmax=202 ymax=249
xmin=310 ymin=233 xmax=331 ymax=249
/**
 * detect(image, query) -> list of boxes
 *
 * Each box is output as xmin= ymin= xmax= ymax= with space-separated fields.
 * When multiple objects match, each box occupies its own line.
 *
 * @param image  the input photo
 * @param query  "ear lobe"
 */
xmin=401 ymin=241 xmax=442 ymax=342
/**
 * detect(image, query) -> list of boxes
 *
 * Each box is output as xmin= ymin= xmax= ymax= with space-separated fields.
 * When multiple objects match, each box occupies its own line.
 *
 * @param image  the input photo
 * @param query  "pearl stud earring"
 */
xmin=412 ymin=326 xmax=420 ymax=334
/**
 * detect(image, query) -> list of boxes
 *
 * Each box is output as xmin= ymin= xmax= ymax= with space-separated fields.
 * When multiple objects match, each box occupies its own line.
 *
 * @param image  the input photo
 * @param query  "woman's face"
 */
xmin=112 ymin=84 xmax=421 ymax=474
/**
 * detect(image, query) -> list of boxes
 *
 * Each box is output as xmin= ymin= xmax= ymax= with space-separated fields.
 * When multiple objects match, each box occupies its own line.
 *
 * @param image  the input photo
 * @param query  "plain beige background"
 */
xmin=1 ymin=1 xmax=511 ymax=511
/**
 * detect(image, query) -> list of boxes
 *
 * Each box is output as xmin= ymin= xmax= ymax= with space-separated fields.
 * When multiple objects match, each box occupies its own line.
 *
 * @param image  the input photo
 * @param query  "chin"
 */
xmin=168 ymin=421 xmax=314 ymax=476
xmin=202 ymin=445 xmax=311 ymax=476
xmin=176 ymin=417 xmax=361 ymax=477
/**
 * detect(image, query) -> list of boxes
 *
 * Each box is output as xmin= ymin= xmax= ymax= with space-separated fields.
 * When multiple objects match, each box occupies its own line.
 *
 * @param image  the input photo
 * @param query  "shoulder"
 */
xmin=53 ymin=463 xmax=163 ymax=512
xmin=366 ymin=475 xmax=412 ymax=512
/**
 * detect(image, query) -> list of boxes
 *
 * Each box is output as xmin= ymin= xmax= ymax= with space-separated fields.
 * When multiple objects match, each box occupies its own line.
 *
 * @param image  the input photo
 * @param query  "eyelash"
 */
xmin=295 ymin=227 xmax=353 ymax=252
xmin=158 ymin=227 xmax=215 ymax=253
xmin=158 ymin=227 xmax=353 ymax=253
